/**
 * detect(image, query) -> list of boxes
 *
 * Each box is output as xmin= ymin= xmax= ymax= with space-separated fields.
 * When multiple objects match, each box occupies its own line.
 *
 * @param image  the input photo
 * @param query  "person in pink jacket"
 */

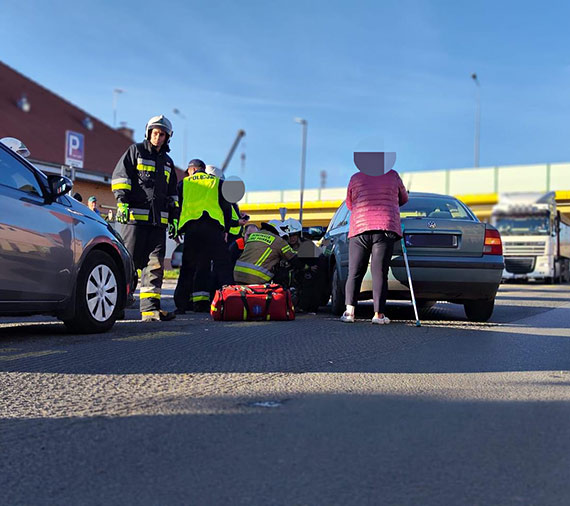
xmin=341 ymin=161 xmax=409 ymax=324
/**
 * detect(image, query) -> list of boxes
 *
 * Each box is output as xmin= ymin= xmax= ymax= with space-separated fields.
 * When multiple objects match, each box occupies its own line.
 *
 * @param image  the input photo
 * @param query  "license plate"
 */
xmin=405 ymin=234 xmax=458 ymax=248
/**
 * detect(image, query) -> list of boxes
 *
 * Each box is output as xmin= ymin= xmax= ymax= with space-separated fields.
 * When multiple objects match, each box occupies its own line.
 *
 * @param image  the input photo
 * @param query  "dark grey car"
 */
xmin=323 ymin=192 xmax=504 ymax=321
xmin=0 ymin=143 xmax=136 ymax=333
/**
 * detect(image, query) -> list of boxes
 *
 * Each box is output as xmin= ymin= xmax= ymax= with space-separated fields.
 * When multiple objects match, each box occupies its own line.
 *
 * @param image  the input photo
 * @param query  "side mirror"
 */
xmin=47 ymin=175 xmax=73 ymax=199
xmin=303 ymin=226 xmax=327 ymax=240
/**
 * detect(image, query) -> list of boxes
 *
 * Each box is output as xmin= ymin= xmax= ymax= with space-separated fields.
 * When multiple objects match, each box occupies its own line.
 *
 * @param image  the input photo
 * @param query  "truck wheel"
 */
xmin=464 ymin=299 xmax=495 ymax=322
xmin=64 ymin=251 xmax=121 ymax=334
xmin=330 ymin=267 xmax=345 ymax=316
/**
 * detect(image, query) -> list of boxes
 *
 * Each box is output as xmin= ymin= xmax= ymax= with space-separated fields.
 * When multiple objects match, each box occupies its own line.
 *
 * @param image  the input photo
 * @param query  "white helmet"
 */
xmin=145 ymin=115 xmax=173 ymax=140
xmin=1 ymin=137 xmax=30 ymax=158
xmin=280 ymin=218 xmax=302 ymax=235
xmin=267 ymin=219 xmax=288 ymax=238
xmin=205 ymin=165 xmax=224 ymax=179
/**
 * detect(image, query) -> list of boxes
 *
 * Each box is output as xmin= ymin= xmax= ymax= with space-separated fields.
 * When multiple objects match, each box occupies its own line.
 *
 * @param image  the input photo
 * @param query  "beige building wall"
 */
xmin=72 ymin=180 xmax=115 ymax=210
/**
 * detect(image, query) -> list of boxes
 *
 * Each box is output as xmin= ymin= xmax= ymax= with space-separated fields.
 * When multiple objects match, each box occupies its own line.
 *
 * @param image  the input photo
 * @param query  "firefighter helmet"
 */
xmin=280 ymin=218 xmax=302 ymax=236
xmin=145 ymin=115 xmax=173 ymax=140
xmin=1 ymin=137 xmax=30 ymax=158
xmin=266 ymin=219 xmax=289 ymax=238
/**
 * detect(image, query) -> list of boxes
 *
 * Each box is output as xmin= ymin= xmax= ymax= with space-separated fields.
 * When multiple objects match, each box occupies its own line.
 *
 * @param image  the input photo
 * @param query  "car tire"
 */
xmin=463 ymin=299 xmax=495 ymax=322
xmin=64 ymin=251 xmax=122 ymax=334
xmin=331 ymin=267 xmax=345 ymax=316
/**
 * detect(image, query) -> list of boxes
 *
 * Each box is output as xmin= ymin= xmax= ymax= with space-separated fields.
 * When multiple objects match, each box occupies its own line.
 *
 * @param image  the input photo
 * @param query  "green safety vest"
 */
xmin=179 ymin=173 xmax=224 ymax=229
xmin=229 ymin=205 xmax=242 ymax=236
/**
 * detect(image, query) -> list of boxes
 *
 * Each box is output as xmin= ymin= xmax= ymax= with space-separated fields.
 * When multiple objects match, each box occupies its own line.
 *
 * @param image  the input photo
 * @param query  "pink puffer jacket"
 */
xmin=346 ymin=170 xmax=409 ymax=238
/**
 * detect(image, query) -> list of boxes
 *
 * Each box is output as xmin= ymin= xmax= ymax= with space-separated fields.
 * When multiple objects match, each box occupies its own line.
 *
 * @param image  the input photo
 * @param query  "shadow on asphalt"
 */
xmin=2 ymin=392 xmax=570 ymax=506
xmin=0 ymin=298 xmax=569 ymax=375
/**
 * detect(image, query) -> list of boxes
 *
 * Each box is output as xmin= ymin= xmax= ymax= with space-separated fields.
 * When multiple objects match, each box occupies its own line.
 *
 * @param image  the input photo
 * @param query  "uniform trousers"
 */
xmin=174 ymin=218 xmax=233 ymax=311
xmin=120 ymin=224 xmax=166 ymax=313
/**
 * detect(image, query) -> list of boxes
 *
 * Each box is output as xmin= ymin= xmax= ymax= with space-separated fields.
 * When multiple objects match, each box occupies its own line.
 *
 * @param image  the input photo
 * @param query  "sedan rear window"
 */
xmin=400 ymin=197 xmax=473 ymax=220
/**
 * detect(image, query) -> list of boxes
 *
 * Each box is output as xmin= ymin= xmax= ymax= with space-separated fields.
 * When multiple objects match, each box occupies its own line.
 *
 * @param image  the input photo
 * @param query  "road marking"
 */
xmin=113 ymin=331 xmax=184 ymax=342
xmin=0 ymin=350 xmax=67 ymax=361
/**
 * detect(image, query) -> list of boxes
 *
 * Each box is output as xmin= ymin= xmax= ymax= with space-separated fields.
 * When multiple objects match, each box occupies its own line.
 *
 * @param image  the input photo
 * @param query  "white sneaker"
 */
xmin=340 ymin=312 xmax=355 ymax=323
xmin=372 ymin=315 xmax=390 ymax=325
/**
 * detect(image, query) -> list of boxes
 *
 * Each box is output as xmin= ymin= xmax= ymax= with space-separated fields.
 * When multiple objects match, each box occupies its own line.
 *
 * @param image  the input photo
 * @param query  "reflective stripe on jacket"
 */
xmin=233 ymin=231 xmax=297 ymax=284
xmin=111 ymin=139 xmax=179 ymax=227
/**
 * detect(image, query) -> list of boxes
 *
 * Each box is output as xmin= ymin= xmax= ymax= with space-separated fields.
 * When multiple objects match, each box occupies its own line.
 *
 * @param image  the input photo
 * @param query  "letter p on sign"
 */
xmin=65 ymin=130 xmax=85 ymax=168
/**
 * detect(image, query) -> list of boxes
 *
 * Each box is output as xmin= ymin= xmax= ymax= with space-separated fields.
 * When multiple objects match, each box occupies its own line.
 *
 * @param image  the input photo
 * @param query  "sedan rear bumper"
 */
xmin=359 ymin=254 xmax=504 ymax=302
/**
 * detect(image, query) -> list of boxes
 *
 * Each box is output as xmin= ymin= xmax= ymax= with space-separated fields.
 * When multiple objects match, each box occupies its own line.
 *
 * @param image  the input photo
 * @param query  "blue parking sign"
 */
xmin=65 ymin=130 xmax=85 ymax=168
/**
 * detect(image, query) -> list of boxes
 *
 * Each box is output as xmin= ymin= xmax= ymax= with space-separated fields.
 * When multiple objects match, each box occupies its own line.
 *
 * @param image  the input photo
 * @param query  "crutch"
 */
xmin=401 ymin=225 xmax=421 ymax=327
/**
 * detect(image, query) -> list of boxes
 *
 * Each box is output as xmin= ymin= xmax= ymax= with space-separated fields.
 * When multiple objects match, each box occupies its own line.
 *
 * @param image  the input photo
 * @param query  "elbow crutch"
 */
xmin=401 ymin=224 xmax=421 ymax=327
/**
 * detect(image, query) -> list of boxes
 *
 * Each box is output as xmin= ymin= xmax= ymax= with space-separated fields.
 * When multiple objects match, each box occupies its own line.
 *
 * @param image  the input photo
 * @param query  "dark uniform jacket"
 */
xmin=111 ymin=139 xmax=179 ymax=227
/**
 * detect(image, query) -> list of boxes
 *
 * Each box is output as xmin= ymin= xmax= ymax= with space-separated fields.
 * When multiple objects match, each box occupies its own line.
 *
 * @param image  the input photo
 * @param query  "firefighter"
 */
xmin=279 ymin=218 xmax=325 ymax=313
xmin=174 ymin=159 xmax=234 ymax=313
xmin=111 ymin=115 xmax=179 ymax=322
xmin=233 ymin=220 xmax=299 ymax=285
xmin=229 ymin=223 xmax=259 ymax=266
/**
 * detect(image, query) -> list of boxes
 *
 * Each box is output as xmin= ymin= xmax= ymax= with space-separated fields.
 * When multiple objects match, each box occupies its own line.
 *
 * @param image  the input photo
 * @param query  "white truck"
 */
xmin=490 ymin=192 xmax=570 ymax=283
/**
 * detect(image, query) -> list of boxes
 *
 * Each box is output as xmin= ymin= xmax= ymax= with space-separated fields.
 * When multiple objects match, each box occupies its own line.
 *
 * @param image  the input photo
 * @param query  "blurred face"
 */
xmin=88 ymin=200 xmax=97 ymax=211
xmin=244 ymin=225 xmax=259 ymax=241
xmin=288 ymin=233 xmax=300 ymax=247
xmin=150 ymin=128 xmax=167 ymax=149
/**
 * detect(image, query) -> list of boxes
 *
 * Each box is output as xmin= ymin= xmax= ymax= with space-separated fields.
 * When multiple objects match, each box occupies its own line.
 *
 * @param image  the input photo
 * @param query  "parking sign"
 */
xmin=65 ymin=130 xmax=85 ymax=168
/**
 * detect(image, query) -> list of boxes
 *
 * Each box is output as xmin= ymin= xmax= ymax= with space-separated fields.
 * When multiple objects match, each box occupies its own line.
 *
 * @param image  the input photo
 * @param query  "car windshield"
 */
xmin=493 ymin=216 xmax=550 ymax=236
xmin=400 ymin=196 xmax=473 ymax=220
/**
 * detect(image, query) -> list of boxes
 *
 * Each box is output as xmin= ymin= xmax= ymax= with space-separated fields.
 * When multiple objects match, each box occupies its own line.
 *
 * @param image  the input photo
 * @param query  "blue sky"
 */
xmin=2 ymin=0 xmax=570 ymax=191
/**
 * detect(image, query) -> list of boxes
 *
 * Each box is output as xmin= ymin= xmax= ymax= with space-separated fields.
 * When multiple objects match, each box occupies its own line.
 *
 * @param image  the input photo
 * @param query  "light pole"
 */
xmin=112 ymin=88 xmax=125 ymax=128
xmin=471 ymin=73 xmax=480 ymax=168
xmin=294 ymin=117 xmax=308 ymax=226
xmin=172 ymin=108 xmax=188 ymax=168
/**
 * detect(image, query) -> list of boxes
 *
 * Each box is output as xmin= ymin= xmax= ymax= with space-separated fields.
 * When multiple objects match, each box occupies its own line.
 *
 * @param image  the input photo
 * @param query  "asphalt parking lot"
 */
xmin=2 ymin=282 xmax=570 ymax=505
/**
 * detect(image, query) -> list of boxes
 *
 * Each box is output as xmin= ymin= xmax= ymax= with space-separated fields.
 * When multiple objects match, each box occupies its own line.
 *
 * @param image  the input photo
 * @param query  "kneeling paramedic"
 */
xmin=174 ymin=159 xmax=233 ymax=312
xmin=111 ymin=115 xmax=179 ymax=322
xmin=233 ymin=220 xmax=300 ymax=285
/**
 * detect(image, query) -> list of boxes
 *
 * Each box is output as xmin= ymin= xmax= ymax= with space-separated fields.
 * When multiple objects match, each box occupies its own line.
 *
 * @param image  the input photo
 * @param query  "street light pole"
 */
xmin=112 ymin=88 xmax=125 ymax=128
xmin=172 ymin=108 xmax=188 ymax=168
xmin=294 ymin=117 xmax=308 ymax=226
xmin=471 ymin=73 xmax=481 ymax=168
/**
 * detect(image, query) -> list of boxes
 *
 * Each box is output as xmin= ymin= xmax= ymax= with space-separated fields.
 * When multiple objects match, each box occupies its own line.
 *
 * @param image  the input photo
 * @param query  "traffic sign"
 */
xmin=65 ymin=130 xmax=85 ymax=168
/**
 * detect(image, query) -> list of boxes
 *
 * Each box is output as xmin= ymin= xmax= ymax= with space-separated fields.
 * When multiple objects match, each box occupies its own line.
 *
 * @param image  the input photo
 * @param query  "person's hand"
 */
xmin=238 ymin=218 xmax=248 ymax=226
xmin=168 ymin=219 xmax=179 ymax=240
xmin=116 ymin=203 xmax=129 ymax=224
xmin=224 ymin=233 xmax=228 ymax=243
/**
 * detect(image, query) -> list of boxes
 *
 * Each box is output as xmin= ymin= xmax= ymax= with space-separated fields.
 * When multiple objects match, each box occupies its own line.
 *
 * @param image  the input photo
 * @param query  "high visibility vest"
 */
xmin=229 ymin=205 xmax=242 ymax=236
xmin=179 ymin=173 xmax=224 ymax=229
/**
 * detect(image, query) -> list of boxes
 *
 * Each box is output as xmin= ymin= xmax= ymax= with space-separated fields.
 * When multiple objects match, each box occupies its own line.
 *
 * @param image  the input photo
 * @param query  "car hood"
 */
xmin=65 ymin=196 xmax=108 ymax=225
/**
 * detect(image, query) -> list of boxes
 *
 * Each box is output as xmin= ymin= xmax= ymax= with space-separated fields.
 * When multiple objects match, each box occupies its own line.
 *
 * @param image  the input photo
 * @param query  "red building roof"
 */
xmin=0 ymin=61 xmax=133 ymax=177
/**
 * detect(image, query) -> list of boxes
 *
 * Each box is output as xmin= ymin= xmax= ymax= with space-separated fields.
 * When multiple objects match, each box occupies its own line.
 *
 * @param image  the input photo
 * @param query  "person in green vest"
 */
xmin=205 ymin=165 xmax=249 ymax=243
xmin=174 ymin=159 xmax=233 ymax=313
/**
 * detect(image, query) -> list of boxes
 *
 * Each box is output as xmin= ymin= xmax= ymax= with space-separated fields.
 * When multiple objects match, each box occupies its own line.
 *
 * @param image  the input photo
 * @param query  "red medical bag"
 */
xmin=210 ymin=284 xmax=295 ymax=321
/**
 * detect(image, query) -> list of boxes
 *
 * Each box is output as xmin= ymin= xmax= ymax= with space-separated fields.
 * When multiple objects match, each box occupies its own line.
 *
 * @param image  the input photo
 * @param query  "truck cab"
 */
xmin=491 ymin=192 xmax=570 ymax=283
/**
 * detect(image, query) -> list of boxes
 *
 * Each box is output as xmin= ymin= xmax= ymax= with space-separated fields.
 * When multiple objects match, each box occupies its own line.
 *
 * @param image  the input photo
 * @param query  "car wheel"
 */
xmin=64 ymin=251 xmax=121 ymax=334
xmin=330 ymin=267 xmax=345 ymax=316
xmin=463 ymin=299 xmax=495 ymax=322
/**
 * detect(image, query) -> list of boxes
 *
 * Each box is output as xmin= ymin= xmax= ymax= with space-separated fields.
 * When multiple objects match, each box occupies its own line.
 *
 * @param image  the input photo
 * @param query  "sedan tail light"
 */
xmin=484 ymin=227 xmax=502 ymax=255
